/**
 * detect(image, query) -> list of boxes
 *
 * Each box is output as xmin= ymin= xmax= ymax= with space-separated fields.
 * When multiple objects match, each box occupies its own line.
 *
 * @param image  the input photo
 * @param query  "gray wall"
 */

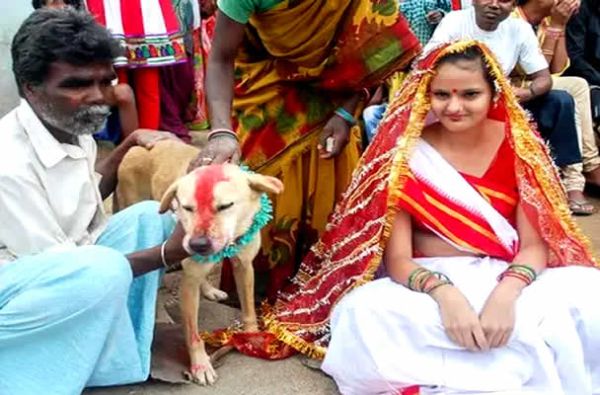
xmin=0 ymin=2 xmax=31 ymax=116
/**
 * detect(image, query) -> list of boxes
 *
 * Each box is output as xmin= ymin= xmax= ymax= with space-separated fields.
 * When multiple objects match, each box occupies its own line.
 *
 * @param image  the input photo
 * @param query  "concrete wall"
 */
xmin=0 ymin=2 xmax=31 ymax=116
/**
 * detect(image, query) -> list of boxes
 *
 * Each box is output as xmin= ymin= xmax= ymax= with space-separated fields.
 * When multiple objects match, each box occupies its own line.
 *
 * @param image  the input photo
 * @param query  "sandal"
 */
xmin=568 ymin=199 xmax=597 ymax=216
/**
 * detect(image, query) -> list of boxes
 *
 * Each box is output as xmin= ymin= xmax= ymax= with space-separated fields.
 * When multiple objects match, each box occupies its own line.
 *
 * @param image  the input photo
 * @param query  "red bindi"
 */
xmin=452 ymin=89 xmax=458 ymax=94
xmin=194 ymin=165 xmax=228 ymax=233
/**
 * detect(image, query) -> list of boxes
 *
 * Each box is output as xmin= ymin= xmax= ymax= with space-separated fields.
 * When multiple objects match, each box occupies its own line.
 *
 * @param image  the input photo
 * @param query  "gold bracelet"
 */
xmin=542 ymin=49 xmax=555 ymax=56
xmin=544 ymin=27 xmax=564 ymax=40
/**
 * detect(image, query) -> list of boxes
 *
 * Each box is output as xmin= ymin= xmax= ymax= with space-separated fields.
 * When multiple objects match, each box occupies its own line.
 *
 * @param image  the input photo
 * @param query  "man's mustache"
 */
xmin=75 ymin=105 xmax=111 ymax=118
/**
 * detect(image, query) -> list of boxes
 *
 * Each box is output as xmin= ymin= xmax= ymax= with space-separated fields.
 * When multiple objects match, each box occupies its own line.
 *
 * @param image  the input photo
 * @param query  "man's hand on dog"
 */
xmin=189 ymin=135 xmax=241 ymax=170
xmin=127 ymin=129 xmax=181 ymax=150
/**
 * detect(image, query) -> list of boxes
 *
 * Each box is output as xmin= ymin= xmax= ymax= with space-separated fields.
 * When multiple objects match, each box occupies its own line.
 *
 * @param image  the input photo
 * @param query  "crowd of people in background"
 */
xmin=34 ymin=0 xmax=600 ymax=218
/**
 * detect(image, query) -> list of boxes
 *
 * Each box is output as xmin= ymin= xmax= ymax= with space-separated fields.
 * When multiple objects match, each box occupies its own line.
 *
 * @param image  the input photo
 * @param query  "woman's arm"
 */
xmin=386 ymin=209 xmax=489 ymax=351
xmin=543 ymin=0 xmax=579 ymax=74
xmin=479 ymin=203 xmax=548 ymax=348
xmin=189 ymin=11 xmax=246 ymax=167
xmin=542 ymin=30 xmax=569 ymax=74
xmin=386 ymin=209 xmax=419 ymax=283
xmin=205 ymin=11 xmax=246 ymax=131
xmin=499 ymin=203 xmax=549 ymax=293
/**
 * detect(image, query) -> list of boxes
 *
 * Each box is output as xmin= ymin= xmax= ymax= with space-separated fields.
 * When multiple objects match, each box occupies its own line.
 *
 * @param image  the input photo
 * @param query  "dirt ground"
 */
xmin=91 ymin=140 xmax=600 ymax=395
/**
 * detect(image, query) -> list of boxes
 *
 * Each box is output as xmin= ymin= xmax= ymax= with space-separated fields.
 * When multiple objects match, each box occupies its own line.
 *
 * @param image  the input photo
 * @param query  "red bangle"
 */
xmin=498 ymin=271 xmax=533 ymax=286
xmin=544 ymin=27 xmax=564 ymax=40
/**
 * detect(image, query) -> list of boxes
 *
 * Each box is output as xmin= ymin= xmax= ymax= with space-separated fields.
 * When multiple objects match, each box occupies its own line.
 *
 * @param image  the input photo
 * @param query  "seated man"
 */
xmin=424 ymin=0 xmax=584 ymax=207
xmin=0 ymin=9 xmax=191 ymax=394
xmin=514 ymin=0 xmax=600 ymax=215
xmin=566 ymin=0 xmax=600 ymax=87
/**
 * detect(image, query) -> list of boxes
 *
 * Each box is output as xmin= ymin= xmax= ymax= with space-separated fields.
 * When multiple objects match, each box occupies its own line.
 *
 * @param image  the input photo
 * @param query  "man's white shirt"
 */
xmin=423 ymin=7 xmax=548 ymax=76
xmin=0 ymin=100 xmax=107 ymax=263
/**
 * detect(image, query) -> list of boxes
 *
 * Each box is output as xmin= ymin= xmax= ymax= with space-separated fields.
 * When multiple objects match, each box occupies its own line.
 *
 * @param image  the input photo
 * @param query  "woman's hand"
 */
xmin=550 ymin=0 xmax=579 ymax=28
xmin=189 ymin=135 xmax=241 ymax=170
xmin=479 ymin=281 xmax=520 ymax=348
xmin=431 ymin=286 xmax=489 ymax=352
xmin=318 ymin=115 xmax=351 ymax=159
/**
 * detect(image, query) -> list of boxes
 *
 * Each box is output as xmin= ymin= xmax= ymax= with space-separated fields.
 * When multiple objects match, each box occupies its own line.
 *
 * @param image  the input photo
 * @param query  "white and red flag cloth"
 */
xmin=86 ymin=0 xmax=186 ymax=68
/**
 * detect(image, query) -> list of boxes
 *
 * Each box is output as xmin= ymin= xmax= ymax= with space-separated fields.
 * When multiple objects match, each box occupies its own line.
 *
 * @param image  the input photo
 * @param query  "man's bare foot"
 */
xmin=567 ymin=190 xmax=596 ymax=216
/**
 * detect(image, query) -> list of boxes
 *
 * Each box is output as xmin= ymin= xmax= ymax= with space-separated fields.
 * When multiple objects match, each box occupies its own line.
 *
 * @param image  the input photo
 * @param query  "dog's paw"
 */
xmin=184 ymin=361 xmax=218 ymax=386
xmin=200 ymin=282 xmax=228 ymax=302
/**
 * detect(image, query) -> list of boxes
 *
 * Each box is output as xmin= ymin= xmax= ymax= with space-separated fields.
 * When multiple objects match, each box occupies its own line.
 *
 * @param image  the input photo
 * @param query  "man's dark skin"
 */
xmin=472 ymin=0 xmax=553 ymax=101
xmin=22 ymin=60 xmax=189 ymax=276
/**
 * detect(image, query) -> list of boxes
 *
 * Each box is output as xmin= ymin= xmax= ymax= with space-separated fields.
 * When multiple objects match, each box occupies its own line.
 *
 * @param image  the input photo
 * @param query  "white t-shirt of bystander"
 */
xmin=423 ymin=7 xmax=548 ymax=76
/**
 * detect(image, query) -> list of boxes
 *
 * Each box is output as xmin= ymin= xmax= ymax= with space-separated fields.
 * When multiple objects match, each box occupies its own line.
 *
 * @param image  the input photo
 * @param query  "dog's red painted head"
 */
xmin=159 ymin=164 xmax=284 ymax=256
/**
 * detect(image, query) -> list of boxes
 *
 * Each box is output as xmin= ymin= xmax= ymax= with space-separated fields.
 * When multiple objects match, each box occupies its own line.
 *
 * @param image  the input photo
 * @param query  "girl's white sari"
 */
xmin=322 ymin=141 xmax=600 ymax=395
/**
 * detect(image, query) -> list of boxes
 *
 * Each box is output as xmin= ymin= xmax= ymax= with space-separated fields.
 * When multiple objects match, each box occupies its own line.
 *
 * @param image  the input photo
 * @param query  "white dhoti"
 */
xmin=322 ymin=257 xmax=600 ymax=395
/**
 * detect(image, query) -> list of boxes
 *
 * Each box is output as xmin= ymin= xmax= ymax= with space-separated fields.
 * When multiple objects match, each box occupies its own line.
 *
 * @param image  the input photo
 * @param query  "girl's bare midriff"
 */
xmin=413 ymin=229 xmax=481 ymax=258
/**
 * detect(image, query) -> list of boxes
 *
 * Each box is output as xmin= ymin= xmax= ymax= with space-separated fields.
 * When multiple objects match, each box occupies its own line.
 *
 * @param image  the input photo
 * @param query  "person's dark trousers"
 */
xmin=524 ymin=89 xmax=582 ymax=167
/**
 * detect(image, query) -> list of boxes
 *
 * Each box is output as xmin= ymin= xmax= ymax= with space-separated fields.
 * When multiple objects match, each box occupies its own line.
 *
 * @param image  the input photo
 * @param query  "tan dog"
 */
xmin=115 ymin=139 xmax=200 ymax=210
xmin=117 ymin=141 xmax=283 ymax=385
xmin=159 ymin=164 xmax=283 ymax=384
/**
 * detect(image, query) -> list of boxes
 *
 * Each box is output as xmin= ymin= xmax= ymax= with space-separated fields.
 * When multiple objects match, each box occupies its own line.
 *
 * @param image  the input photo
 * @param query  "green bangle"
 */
xmin=407 ymin=267 xmax=429 ymax=290
xmin=334 ymin=107 xmax=357 ymax=125
xmin=507 ymin=264 xmax=537 ymax=281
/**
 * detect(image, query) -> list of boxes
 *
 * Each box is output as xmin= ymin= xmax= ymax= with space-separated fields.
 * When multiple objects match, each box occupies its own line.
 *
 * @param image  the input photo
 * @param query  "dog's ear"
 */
xmin=159 ymin=179 xmax=180 ymax=213
xmin=247 ymin=173 xmax=284 ymax=195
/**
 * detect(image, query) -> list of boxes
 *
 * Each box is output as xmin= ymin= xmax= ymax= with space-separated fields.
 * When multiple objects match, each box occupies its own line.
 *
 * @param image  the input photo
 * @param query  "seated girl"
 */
xmin=263 ymin=41 xmax=600 ymax=394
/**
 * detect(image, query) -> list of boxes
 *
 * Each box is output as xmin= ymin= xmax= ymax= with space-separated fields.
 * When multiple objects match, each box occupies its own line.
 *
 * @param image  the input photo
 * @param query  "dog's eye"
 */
xmin=216 ymin=202 xmax=234 ymax=212
xmin=182 ymin=205 xmax=194 ymax=212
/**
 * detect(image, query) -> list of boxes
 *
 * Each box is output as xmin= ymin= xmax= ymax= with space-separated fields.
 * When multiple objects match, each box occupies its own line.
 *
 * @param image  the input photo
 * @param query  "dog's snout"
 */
xmin=188 ymin=236 xmax=212 ymax=255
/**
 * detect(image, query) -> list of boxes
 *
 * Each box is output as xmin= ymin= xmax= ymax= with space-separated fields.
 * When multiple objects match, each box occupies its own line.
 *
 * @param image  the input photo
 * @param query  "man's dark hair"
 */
xmin=12 ymin=8 xmax=121 ymax=96
xmin=31 ymin=0 xmax=84 ymax=10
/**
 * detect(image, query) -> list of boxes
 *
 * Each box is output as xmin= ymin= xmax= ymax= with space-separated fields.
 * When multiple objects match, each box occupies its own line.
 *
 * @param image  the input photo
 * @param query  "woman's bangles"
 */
xmin=542 ymin=26 xmax=564 ymax=41
xmin=407 ymin=268 xmax=453 ymax=294
xmin=497 ymin=264 xmax=537 ymax=286
xmin=208 ymin=128 xmax=239 ymax=142
xmin=334 ymin=107 xmax=357 ymax=125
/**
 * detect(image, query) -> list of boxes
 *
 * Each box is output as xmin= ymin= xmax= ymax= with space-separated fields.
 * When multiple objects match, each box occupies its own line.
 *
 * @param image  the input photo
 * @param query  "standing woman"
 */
xmin=194 ymin=0 xmax=421 ymax=298
xmin=86 ymin=0 xmax=186 ymax=130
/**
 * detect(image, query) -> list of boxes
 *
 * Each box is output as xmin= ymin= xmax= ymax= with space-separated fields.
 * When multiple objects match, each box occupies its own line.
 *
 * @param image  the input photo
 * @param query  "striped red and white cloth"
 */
xmin=451 ymin=0 xmax=472 ymax=9
xmin=85 ymin=0 xmax=186 ymax=68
